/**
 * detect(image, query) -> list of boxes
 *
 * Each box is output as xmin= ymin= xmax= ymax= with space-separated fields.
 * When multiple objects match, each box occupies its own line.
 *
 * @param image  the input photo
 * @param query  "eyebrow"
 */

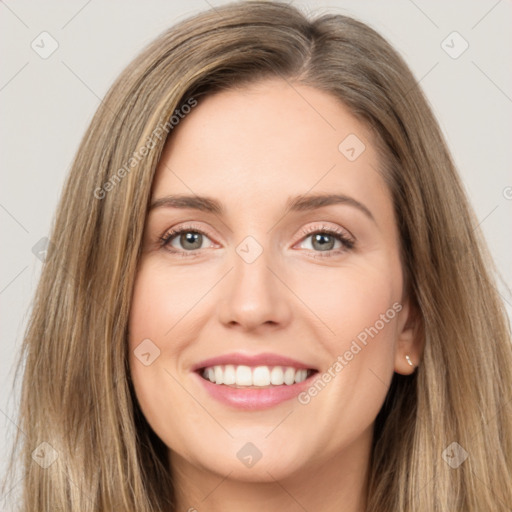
xmin=149 ymin=193 xmax=375 ymax=222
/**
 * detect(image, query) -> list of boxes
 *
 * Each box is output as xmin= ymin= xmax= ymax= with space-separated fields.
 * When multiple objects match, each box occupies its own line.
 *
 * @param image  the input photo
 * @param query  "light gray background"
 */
xmin=1 ymin=0 xmax=511 ymax=504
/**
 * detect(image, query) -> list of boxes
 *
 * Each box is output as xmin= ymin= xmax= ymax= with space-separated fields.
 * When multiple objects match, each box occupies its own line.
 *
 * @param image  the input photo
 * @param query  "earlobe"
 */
xmin=395 ymin=353 xmax=418 ymax=375
xmin=394 ymin=299 xmax=423 ymax=375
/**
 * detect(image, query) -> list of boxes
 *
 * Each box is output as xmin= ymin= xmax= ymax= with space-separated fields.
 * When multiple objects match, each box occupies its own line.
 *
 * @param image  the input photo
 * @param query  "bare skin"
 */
xmin=128 ymin=78 xmax=422 ymax=512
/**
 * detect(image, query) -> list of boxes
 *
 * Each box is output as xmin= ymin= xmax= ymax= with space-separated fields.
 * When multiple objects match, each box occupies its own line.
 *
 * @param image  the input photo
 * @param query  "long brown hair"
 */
xmin=4 ymin=1 xmax=512 ymax=510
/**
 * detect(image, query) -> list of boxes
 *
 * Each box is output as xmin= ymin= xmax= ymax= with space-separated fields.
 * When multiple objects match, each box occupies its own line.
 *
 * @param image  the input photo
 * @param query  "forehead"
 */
xmin=152 ymin=78 xmax=390 ymax=220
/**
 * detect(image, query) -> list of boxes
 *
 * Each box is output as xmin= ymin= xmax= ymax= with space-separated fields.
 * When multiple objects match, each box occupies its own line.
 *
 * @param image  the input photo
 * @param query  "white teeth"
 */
xmin=201 ymin=365 xmax=311 ymax=387
xmin=283 ymin=367 xmax=296 ymax=385
xmin=295 ymin=369 xmax=307 ymax=383
xmin=223 ymin=364 xmax=236 ymax=385
xmin=270 ymin=366 xmax=285 ymax=385
xmin=252 ymin=366 xmax=270 ymax=386
xmin=214 ymin=366 xmax=224 ymax=385
xmin=235 ymin=365 xmax=252 ymax=386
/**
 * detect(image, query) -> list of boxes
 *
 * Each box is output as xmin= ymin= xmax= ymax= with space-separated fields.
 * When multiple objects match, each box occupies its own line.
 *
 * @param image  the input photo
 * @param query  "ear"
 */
xmin=394 ymin=297 xmax=423 ymax=375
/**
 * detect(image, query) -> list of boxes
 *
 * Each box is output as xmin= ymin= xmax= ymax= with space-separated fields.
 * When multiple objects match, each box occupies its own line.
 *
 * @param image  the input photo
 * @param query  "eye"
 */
xmin=159 ymin=223 xmax=355 ymax=259
xmin=160 ymin=224 xmax=215 ymax=257
xmin=296 ymin=224 xmax=355 ymax=258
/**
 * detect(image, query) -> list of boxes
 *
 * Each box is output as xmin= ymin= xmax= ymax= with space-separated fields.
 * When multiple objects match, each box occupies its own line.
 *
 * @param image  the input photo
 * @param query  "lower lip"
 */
xmin=193 ymin=371 xmax=316 ymax=410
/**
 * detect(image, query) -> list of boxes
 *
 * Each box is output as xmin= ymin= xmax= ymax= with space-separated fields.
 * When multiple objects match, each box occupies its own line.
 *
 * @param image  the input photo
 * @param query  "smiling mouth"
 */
xmin=197 ymin=364 xmax=318 ymax=388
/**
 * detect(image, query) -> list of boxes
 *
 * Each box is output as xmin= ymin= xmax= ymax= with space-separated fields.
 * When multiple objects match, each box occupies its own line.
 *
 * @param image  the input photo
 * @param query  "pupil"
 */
xmin=182 ymin=232 xmax=202 ymax=249
xmin=313 ymin=233 xmax=334 ymax=251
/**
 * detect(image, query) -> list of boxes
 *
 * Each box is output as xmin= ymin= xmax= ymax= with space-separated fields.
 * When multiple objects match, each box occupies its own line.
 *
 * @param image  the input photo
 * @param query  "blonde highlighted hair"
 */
xmin=4 ymin=1 xmax=512 ymax=510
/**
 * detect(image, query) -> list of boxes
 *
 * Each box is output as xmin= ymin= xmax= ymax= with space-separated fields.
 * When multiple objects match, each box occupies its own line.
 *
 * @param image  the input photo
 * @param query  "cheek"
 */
xmin=293 ymin=261 xmax=399 ymax=392
xmin=129 ymin=261 xmax=205 ymax=343
xmin=127 ymin=259 xmax=223 ymax=454
xmin=128 ymin=258 xmax=221 ymax=366
xmin=127 ymin=262 xmax=187 ymax=441
xmin=291 ymin=261 xmax=401 ymax=444
xmin=292 ymin=259 xmax=401 ymax=353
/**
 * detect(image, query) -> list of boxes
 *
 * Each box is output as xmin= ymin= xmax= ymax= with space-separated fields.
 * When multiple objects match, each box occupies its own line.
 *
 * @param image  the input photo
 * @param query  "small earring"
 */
xmin=405 ymin=355 xmax=414 ymax=367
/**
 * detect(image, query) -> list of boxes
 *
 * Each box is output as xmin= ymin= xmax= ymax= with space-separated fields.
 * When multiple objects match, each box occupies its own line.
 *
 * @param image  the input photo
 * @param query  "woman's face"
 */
xmin=128 ymin=78 xmax=419 ymax=482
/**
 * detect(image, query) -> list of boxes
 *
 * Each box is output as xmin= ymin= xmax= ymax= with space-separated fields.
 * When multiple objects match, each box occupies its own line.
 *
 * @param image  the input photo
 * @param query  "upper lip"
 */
xmin=192 ymin=352 xmax=317 ymax=372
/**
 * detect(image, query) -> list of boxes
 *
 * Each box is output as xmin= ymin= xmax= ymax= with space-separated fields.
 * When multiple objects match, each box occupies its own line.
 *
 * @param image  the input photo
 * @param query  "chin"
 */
xmin=172 ymin=433 xmax=311 ymax=483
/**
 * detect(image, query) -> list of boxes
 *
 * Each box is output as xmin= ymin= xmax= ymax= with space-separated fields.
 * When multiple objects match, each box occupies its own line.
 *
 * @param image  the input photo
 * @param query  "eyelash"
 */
xmin=159 ymin=223 xmax=355 ymax=259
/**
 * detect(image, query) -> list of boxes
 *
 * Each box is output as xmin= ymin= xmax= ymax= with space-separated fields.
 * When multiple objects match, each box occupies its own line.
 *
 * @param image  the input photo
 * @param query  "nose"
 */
xmin=217 ymin=246 xmax=293 ymax=333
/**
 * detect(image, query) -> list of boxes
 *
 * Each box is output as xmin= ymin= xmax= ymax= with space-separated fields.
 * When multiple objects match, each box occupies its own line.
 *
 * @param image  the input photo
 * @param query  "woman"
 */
xmin=4 ymin=1 xmax=511 ymax=510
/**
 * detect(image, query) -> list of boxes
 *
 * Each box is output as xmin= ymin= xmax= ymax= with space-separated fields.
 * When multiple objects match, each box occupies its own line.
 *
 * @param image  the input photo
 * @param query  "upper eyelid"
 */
xmin=161 ymin=221 xmax=350 ymax=237
xmin=299 ymin=223 xmax=354 ymax=239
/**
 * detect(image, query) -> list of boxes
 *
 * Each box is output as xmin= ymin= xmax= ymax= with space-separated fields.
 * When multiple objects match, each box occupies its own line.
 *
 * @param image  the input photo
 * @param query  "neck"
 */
xmin=168 ymin=426 xmax=372 ymax=512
